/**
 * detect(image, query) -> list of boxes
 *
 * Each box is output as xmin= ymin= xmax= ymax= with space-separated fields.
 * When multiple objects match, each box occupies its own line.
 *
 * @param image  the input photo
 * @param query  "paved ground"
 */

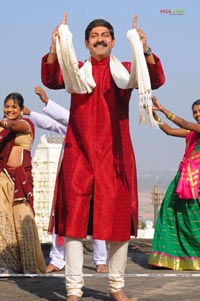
xmin=0 ymin=239 xmax=200 ymax=301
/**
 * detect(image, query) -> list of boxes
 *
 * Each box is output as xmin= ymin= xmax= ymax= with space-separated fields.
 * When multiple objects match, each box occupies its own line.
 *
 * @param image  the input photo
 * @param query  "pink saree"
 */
xmin=176 ymin=131 xmax=200 ymax=199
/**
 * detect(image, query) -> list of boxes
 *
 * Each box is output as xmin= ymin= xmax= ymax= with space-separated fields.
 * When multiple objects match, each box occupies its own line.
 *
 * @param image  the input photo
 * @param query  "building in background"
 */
xmin=32 ymin=134 xmax=63 ymax=243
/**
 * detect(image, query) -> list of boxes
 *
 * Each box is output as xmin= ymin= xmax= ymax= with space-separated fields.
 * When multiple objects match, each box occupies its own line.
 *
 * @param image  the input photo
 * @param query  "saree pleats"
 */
xmin=148 ymin=171 xmax=200 ymax=270
xmin=0 ymin=171 xmax=46 ymax=273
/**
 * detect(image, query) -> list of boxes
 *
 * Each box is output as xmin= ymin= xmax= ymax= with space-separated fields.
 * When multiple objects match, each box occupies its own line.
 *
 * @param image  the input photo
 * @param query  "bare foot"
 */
xmin=96 ymin=264 xmax=108 ymax=273
xmin=109 ymin=290 xmax=129 ymax=301
xmin=67 ymin=295 xmax=80 ymax=301
xmin=46 ymin=263 xmax=60 ymax=273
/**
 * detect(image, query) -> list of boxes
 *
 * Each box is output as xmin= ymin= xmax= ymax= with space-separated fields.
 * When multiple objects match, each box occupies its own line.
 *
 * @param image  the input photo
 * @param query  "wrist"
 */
xmin=160 ymin=107 xmax=165 ymax=114
xmin=167 ymin=111 xmax=176 ymax=121
xmin=0 ymin=119 xmax=8 ymax=128
xmin=157 ymin=116 xmax=164 ymax=125
xmin=49 ymin=44 xmax=56 ymax=55
xmin=144 ymin=46 xmax=152 ymax=57
xmin=43 ymin=97 xmax=49 ymax=104
xmin=49 ymin=51 xmax=56 ymax=55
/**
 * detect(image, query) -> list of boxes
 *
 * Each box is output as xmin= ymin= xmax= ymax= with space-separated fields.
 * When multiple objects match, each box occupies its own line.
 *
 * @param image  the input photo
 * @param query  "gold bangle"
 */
xmin=167 ymin=111 xmax=176 ymax=121
xmin=157 ymin=116 xmax=164 ymax=125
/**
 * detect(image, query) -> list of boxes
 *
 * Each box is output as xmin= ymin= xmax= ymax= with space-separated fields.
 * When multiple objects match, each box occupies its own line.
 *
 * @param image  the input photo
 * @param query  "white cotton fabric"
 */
xmin=56 ymin=24 xmax=158 ymax=127
xmin=64 ymin=237 xmax=129 ymax=296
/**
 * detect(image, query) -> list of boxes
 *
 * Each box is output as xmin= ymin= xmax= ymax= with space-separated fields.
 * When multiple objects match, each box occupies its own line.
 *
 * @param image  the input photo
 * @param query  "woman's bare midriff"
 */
xmin=7 ymin=146 xmax=23 ymax=167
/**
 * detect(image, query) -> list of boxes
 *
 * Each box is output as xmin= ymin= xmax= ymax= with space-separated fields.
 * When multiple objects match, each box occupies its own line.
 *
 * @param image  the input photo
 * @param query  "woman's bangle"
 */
xmin=167 ymin=111 xmax=176 ymax=121
xmin=157 ymin=116 xmax=164 ymax=125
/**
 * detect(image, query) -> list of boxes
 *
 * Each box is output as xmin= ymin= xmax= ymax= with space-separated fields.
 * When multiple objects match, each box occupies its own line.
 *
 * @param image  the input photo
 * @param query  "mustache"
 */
xmin=93 ymin=41 xmax=107 ymax=47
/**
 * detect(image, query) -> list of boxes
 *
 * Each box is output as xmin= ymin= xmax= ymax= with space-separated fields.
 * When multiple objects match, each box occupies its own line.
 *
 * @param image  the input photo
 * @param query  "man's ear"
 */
xmin=85 ymin=40 xmax=89 ymax=49
xmin=111 ymin=39 xmax=115 ymax=49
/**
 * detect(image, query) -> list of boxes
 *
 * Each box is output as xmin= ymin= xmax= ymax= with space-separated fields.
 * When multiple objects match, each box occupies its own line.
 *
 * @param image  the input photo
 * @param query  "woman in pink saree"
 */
xmin=148 ymin=96 xmax=200 ymax=270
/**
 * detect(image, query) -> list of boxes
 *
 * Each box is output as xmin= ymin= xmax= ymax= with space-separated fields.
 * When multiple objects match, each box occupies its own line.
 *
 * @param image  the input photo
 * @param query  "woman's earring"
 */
xmin=20 ymin=111 xmax=23 ymax=117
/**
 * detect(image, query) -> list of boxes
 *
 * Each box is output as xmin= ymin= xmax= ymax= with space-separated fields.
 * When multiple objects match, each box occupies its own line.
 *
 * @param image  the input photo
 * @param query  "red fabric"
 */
xmin=176 ymin=131 xmax=200 ymax=199
xmin=47 ymin=175 xmax=65 ymax=246
xmin=0 ymin=118 xmax=35 ymax=211
xmin=47 ymin=149 xmax=65 ymax=246
xmin=47 ymin=175 xmax=59 ymax=234
xmin=41 ymin=54 xmax=165 ymax=241
xmin=0 ymin=129 xmax=16 ymax=162
xmin=56 ymin=235 xmax=65 ymax=246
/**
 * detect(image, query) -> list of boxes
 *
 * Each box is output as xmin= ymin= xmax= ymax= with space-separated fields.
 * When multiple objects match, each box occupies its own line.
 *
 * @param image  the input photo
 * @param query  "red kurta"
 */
xmin=41 ymin=54 xmax=165 ymax=241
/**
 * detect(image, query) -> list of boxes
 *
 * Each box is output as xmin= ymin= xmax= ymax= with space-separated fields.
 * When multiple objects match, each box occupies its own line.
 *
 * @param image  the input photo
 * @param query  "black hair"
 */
xmin=85 ymin=19 xmax=115 ymax=41
xmin=4 ymin=92 xmax=24 ymax=110
xmin=192 ymin=99 xmax=200 ymax=110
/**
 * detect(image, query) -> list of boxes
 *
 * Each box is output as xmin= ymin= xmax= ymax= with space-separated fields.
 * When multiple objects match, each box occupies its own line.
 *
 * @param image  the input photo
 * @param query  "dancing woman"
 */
xmin=0 ymin=92 xmax=46 ymax=274
xmin=149 ymin=96 xmax=200 ymax=270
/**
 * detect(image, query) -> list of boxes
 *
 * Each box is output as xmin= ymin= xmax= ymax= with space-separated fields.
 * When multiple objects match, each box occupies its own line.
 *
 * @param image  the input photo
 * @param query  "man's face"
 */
xmin=85 ymin=26 xmax=115 ymax=61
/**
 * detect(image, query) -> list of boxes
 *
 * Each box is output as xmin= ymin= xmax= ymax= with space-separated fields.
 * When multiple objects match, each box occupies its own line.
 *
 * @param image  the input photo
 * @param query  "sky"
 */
xmin=1 ymin=0 xmax=199 ymax=172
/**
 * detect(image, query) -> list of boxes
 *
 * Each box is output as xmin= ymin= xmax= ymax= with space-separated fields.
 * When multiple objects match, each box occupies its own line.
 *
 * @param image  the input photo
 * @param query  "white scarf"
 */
xmin=56 ymin=24 xmax=158 ymax=127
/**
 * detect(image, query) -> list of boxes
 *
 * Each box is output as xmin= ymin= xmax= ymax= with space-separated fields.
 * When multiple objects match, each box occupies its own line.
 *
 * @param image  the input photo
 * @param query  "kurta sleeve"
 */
xmin=147 ymin=54 xmax=165 ymax=89
xmin=43 ymin=99 xmax=70 ymax=126
xmin=41 ymin=54 xmax=65 ymax=89
xmin=30 ymin=111 xmax=66 ymax=135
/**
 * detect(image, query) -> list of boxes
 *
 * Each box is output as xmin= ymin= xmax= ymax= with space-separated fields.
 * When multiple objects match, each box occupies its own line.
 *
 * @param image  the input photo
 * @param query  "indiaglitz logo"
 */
xmin=160 ymin=9 xmax=185 ymax=15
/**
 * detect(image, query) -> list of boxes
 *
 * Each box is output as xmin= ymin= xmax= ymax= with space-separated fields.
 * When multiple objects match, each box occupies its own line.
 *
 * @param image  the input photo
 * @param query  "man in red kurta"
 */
xmin=41 ymin=13 xmax=165 ymax=301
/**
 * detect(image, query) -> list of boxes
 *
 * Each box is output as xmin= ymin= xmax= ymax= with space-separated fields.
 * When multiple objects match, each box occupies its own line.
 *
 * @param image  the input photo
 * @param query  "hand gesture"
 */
xmin=132 ymin=15 xmax=148 ymax=53
xmin=23 ymin=106 xmax=31 ymax=115
xmin=34 ymin=86 xmax=49 ymax=104
xmin=51 ymin=12 xmax=67 ymax=45
xmin=152 ymin=96 xmax=163 ymax=112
